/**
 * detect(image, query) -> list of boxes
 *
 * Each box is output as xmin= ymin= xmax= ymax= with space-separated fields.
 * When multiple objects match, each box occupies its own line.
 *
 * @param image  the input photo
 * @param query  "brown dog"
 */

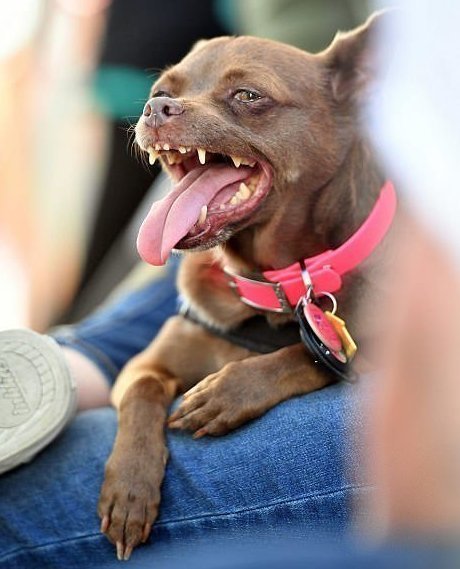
xmin=98 ymin=12 xmax=396 ymax=560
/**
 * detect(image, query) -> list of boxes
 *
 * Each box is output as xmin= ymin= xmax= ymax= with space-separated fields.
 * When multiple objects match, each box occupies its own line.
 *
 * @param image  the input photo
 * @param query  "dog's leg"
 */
xmin=98 ymin=315 xmax=252 ymax=559
xmin=98 ymin=369 xmax=178 ymax=560
xmin=168 ymin=344 xmax=333 ymax=437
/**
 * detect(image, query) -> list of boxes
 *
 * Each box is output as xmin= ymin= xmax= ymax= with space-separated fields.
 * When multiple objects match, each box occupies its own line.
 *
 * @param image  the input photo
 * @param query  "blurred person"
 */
xmin=62 ymin=0 xmax=231 ymax=323
xmin=0 ymin=0 xmax=111 ymax=331
xmin=0 ymin=1 xmax=46 ymax=330
xmin=1 ymin=3 xmax=460 ymax=569
xmin=234 ymin=0 xmax=368 ymax=51
xmin=0 ymin=0 xmax=230 ymax=331
xmin=365 ymin=0 xmax=460 ymax=538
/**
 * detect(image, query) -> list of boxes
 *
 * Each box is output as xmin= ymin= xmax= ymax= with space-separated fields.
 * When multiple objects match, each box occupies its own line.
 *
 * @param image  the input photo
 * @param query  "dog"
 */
xmin=98 ymin=11 xmax=397 ymax=560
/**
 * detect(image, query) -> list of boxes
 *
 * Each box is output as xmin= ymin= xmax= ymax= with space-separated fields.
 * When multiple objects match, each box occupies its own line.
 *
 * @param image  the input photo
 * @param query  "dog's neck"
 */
xmin=222 ymin=135 xmax=384 ymax=272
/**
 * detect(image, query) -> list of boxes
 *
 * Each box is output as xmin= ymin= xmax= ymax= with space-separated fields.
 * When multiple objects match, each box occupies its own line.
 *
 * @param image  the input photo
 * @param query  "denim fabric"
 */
xmin=0 ymin=384 xmax=368 ymax=569
xmin=0 ymin=257 xmax=372 ymax=568
xmin=52 ymin=259 xmax=180 ymax=385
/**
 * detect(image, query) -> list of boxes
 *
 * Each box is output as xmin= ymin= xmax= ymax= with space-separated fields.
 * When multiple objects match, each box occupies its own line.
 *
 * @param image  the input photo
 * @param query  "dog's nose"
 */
xmin=142 ymin=97 xmax=184 ymax=128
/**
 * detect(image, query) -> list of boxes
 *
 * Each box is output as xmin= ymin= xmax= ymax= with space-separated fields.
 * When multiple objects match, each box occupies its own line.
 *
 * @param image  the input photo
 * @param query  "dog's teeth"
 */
xmin=230 ymin=155 xmax=256 ymax=168
xmin=230 ymin=155 xmax=242 ymax=168
xmin=247 ymin=174 xmax=260 ymax=191
xmin=187 ymin=147 xmax=192 ymax=152
xmin=163 ymin=143 xmax=170 ymax=151
xmin=230 ymin=195 xmax=240 ymax=205
xmin=155 ymin=143 xmax=161 ymax=151
xmin=239 ymin=182 xmax=251 ymax=199
xmin=241 ymin=158 xmax=256 ymax=167
xmin=166 ymin=153 xmax=176 ymax=165
xmin=178 ymin=146 xmax=187 ymax=154
xmin=147 ymin=146 xmax=158 ymax=165
xmin=197 ymin=148 xmax=206 ymax=164
xmin=198 ymin=205 xmax=207 ymax=225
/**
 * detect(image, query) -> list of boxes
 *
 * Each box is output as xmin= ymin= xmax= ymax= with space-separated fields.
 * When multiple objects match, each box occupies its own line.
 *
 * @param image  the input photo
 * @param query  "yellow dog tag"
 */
xmin=324 ymin=312 xmax=358 ymax=360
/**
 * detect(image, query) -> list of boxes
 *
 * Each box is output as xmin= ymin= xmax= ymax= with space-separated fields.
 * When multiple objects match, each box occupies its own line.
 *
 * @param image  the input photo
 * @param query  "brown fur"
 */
xmin=98 ymin=12 xmax=396 ymax=559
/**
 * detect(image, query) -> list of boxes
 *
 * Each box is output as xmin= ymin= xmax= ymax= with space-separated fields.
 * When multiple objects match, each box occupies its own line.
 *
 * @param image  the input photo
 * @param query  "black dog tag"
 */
xmin=295 ymin=299 xmax=356 ymax=382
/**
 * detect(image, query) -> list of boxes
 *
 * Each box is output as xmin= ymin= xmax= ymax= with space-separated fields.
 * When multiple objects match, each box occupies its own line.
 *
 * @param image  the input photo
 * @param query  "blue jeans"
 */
xmin=0 ymin=260 xmax=369 ymax=569
xmin=52 ymin=260 xmax=182 ymax=386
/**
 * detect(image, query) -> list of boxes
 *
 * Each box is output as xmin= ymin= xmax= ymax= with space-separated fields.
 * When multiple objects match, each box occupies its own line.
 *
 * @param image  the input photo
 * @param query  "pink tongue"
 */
xmin=137 ymin=164 xmax=251 ymax=265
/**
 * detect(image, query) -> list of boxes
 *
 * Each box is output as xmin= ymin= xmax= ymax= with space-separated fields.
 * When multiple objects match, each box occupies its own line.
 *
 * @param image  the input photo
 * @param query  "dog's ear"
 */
xmin=321 ymin=10 xmax=388 ymax=104
xmin=190 ymin=39 xmax=209 ymax=53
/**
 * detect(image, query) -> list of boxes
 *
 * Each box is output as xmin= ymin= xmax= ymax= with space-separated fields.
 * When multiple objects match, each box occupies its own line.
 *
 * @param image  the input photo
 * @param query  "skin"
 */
xmin=97 ymin=13 xmax=395 ymax=559
xmin=62 ymin=347 xmax=110 ymax=410
xmin=367 ymin=225 xmax=460 ymax=537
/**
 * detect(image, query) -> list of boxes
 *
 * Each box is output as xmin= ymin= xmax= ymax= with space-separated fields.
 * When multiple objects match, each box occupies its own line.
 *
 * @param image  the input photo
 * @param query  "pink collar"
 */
xmin=223 ymin=181 xmax=397 ymax=313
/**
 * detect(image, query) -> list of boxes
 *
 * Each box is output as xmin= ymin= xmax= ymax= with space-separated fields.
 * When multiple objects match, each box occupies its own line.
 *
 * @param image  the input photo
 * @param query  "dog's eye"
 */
xmin=233 ymin=89 xmax=262 ymax=103
xmin=152 ymin=90 xmax=172 ymax=98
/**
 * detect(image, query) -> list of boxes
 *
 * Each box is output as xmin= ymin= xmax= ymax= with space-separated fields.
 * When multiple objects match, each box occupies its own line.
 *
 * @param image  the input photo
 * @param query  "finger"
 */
xmin=182 ymin=375 xmax=217 ymax=399
xmin=98 ymin=493 xmax=114 ymax=534
xmin=104 ymin=502 xmax=128 ymax=545
xmin=100 ymin=515 xmax=110 ymax=533
xmin=197 ymin=415 xmax=230 ymax=437
xmin=116 ymin=541 xmax=124 ymax=561
xmin=169 ymin=405 xmax=218 ymax=432
xmin=168 ymin=392 xmax=208 ymax=423
xmin=193 ymin=427 xmax=208 ymax=439
xmin=141 ymin=522 xmax=152 ymax=543
xmin=123 ymin=505 xmax=146 ymax=554
xmin=123 ymin=545 xmax=133 ymax=561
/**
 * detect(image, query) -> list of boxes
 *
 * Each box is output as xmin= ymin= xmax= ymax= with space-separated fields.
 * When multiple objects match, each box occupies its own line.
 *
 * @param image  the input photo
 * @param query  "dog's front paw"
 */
xmin=168 ymin=362 xmax=271 ymax=437
xmin=98 ymin=449 xmax=167 ymax=560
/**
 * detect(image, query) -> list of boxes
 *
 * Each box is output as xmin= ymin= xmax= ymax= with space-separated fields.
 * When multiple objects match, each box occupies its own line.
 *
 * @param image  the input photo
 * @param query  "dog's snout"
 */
xmin=142 ymin=97 xmax=184 ymax=128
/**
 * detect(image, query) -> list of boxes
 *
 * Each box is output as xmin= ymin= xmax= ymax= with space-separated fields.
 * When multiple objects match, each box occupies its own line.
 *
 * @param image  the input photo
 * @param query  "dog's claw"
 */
xmin=193 ymin=428 xmax=207 ymax=439
xmin=124 ymin=545 xmax=133 ymax=561
xmin=167 ymin=410 xmax=180 ymax=423
xmin=100 ymin=515 xmax=110 ymax=533
xmin=142 ymin=523 xmax=152 ymax=543
xmin=116 ymin=541 xmax=124 ymax=561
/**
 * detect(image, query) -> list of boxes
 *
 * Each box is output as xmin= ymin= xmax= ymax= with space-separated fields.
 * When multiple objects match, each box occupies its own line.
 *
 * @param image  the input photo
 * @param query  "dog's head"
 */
xmin=135 ymin=12 xmax=385 ymax=267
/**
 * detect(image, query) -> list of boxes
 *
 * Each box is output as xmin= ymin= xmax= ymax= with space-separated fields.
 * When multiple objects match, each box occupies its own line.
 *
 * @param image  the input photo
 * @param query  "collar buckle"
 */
xmin=223 ymin=266 xmax=293 ymax=314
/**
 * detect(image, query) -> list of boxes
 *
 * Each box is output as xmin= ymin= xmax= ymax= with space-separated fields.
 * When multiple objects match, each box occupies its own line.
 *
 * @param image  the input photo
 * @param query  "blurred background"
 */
xmin=0 ymin=0 xmax=369 ymax=332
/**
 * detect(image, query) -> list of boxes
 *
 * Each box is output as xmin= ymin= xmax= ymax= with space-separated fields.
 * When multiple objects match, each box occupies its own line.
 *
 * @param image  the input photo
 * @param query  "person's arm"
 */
xmin=52 ymin=261 xmax=179 ymax=410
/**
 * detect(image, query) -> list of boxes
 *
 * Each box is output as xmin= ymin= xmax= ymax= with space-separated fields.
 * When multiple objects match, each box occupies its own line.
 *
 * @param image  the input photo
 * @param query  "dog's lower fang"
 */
xmin=198 ymin=205 xmax=208 ymax=225
xmin=224 ymin=177 xmax=258 ymax=206
xmin=239 ymin=182 xmax=251 ymax=199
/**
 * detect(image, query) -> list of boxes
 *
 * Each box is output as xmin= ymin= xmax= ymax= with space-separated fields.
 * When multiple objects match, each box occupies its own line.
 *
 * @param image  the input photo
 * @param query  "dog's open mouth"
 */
xmin=137 ymin=144 xmax=272 ymax=265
